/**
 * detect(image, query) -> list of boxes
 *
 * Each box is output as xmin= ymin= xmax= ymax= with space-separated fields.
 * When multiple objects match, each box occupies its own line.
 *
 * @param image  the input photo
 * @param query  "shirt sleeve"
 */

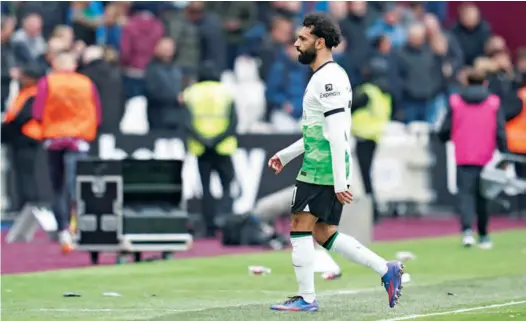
xmin=317 ymin=77 xmax=351 ymax=116
xmin=316 ymin=76 xmax=352 ymax=192
xmin=91 ymin=83 xmax=102 ymax=126
xmin=276 ymin=138 xmax=304 ymax=166
xmin=32 ymin=77 xmax=49 ymax=121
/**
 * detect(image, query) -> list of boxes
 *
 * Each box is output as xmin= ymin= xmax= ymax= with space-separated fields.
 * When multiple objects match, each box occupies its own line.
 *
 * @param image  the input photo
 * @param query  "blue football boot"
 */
xmin=270 ymin=296 xmax=319 ymax=312
xmin=381 ymin=261 xmax=404 ymax=308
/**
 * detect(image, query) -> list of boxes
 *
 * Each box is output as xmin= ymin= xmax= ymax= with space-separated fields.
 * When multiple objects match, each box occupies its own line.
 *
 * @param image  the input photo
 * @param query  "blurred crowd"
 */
xmin=1 ymin=1 xmax=526 ymax=131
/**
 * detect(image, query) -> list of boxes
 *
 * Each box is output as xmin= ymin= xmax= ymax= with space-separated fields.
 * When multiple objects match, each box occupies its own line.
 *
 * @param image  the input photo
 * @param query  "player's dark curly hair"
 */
xmin=302 ymin=12 xmax=342 ymax=49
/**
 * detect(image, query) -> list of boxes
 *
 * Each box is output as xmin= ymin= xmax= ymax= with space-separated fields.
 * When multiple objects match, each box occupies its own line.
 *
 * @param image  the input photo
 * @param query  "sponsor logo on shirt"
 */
xmin=325 ymin=84 xmax=333 ymax=91
xmin=320 ymin=91 xmax=341 ymax=99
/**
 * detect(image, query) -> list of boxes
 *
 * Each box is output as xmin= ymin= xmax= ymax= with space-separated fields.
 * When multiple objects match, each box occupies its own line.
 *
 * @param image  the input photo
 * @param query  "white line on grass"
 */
xmin=377 ymin=300 xmax=526 ymax=321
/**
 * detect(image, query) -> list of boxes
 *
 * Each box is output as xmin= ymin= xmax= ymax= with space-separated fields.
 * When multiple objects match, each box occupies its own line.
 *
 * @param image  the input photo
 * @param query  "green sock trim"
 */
xmin=322 ymin=232 xmax=339 ymax=250
xmin=290 ymin=231 xmax=312 ymax=238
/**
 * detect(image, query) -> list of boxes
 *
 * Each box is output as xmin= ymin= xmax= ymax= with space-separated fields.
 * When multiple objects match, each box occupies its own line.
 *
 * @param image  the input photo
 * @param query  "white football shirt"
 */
xmin=297 ymin=61 xmax=353 ymax=186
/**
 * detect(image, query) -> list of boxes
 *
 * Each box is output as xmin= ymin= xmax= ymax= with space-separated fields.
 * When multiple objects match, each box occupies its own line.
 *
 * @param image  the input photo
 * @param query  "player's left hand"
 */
xmin=268 ymin=154 xmax=284 ymax=174
xmin=336 ymin=190 xmax=353 ymax=204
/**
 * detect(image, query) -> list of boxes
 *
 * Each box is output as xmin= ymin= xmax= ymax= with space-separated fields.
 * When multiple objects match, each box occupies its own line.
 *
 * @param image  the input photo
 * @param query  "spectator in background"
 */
xmin=430 ymin=33 xmax=453 ymax=84
xmin=424 ymin=13 xmax=463 ymax=92
xmin=120 ymin=4 xmax=164 ymax=100
xmin=32 ymin=52 xmax=101 ymax=254
xmin=206 ymin=2 xmax=258 ymax=70
xmin=162 ymin=3 xmax=200 ymax=83
xmin=506 ymin=62 xmax=526 ymax=216
xmin=484 ymin=35 xmax=507 ymax=58
xmin=100 ymin=3 xmax=126 ymax=52
xmin=437 ymin=68 xmax=508 ymax=249
xmin=186 ymin=1 xmax=227 ymax=73
xmin=332 ymin=38 xmax=347 ymax=68
xmin=327 ymin=1 xmax=346 ymax=21
xmin=516 ymin=48 xmax=526 ymax=75
xmin=488 ymin=51 xmax=523 ymax=121
xmin=11 ymin=13 xmax=46 ymax=66
xmin=269 ymin=1 xmax=304 ymax=27
xmin=1 ymin=64 xmax=43 ymax=212
xmin=451 ymin=3 xmax=491 ymax=66
xmin=399 ymin=1 xmax=426 ymax=28
xmin=15 ymin=1 xmax=69 ymax=39
xmin=253 ymin=15 xmax=292 ymax=82
xmin=144 ymin=37 xmax=184 ymax=131
xmin=424 ymin=1 xmax=448 ymax=23
xmin=36 ymin=37 xmax=68 ymax=74
xmin=182 ymin=62 xmax=238 ymax=238
xmin=50 ymin=25 xmax=74 ymax=50
xmin=265 ymin=39 xmax=308 ymax=127
xmin=80 ymin=46 xmax=124 ymax=132
xmin=351 ymin=59 xmax=393 ymax=224
xmin=367 ymin=4 xmax=407 ymax=48
xmin=340 ymin=1 xmax=375 ymax=85
xmin=67 ymin=1 xmax=104 ymax=46
xmin=1 ymin=16 xmax=16 ymax=111
xmin=397 ymin=24 xmax=444 ymax=124
xmin=369 ymin=35 xmax=401 ymax=114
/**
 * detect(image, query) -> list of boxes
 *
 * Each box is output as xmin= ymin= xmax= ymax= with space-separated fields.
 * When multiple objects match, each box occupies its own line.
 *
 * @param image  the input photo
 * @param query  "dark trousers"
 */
xmin=355 ymin=139 xmax=379 ymax=223
xmin=456 ymin=165 xmax=489 ymax=236
xmin=198 ymin=150 xmax=235 ymax=236
xmin=11 ymin=146 xmax=39 ymax=211
xmin=47 ymin=150 xmax=87 ymax=231
xmin=514 ymin=156 xmax=526 ymax=214
xmin=122 ymin=75 xmax=145 ymax=100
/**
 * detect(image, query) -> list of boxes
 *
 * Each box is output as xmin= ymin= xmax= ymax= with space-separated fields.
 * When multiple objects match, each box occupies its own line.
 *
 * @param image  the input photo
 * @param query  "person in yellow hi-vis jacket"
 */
xmin=182 ymin=62 xmax=238 ymax=238
xmin=351 ymin=59 xmax=393 ymax=224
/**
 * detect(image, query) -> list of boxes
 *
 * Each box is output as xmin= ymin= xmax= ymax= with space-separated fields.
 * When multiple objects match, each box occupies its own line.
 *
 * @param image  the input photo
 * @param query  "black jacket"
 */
xmin=80 ymin=59 xmax=125 ymax=132
xmin=397 ymin=44 xmax=444 ymax=100
xmin=144 ymin=58 xmax=184 ymax=130
xmin=1 ymin=95 xmax=38 ymax=147
xmin=438 ymin=85 xmax=508 ymax=153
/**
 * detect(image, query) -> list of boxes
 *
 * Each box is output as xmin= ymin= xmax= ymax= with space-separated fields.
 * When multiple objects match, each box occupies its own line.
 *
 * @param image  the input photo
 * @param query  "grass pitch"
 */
xmin=2 ymin=229 xmax=525 ymax=321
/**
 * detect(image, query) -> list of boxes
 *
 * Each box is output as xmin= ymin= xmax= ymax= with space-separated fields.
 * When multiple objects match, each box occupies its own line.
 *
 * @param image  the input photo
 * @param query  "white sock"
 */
xmin=290 ymin=232 xmax=316 ymax=303
xmin=327 ymin=232 xmax=388 ymax=276
xmin=59 ymin=230 xmax=72 ymax=245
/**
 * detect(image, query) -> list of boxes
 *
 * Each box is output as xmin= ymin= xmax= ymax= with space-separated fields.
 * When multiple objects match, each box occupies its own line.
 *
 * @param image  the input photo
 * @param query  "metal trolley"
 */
xmin=480 ymin=154 xmax=526 ymax=211
xmin=74 ymin=158 xmax=192 ymax=264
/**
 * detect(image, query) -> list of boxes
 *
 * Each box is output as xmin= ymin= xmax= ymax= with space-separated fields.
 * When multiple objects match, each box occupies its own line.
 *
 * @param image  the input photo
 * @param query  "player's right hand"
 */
xmin=336 ymin=190 xmax=353 ymax=204
xmin=268 ymin=154 xmax=284 ymax=175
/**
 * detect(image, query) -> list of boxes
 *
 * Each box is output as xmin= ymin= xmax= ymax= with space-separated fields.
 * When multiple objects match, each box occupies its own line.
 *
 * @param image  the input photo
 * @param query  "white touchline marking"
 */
xmin=377 ymin=300 xmax=526 ymax=321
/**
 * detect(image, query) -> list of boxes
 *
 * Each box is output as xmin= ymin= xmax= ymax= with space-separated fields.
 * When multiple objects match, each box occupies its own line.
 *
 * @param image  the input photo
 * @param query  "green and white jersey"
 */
xmin=297 ymin=61 xmax=352 ymax=186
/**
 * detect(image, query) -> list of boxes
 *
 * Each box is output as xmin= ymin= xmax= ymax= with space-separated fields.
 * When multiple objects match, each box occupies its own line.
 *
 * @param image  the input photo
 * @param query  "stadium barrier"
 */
xmin=2 ymin=130 xmax=518 ymax=217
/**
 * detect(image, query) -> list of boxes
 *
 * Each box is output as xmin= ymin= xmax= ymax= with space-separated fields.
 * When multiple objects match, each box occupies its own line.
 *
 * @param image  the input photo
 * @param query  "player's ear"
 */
xmin=315 ymin=38 xmax=324 ymax=50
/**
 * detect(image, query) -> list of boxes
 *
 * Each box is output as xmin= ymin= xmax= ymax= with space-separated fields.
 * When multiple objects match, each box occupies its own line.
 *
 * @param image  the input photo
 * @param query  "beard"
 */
xmin=298 ymin=47 xmax=317 ymax=65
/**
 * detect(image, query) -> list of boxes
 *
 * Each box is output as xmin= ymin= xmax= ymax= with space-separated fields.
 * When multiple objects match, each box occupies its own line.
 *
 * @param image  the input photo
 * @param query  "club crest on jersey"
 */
xmin=325 ymin=84 xmax=333 ymax=92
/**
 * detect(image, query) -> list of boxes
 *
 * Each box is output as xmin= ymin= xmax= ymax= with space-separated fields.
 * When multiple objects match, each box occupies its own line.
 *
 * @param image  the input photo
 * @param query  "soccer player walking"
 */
xmin=268 ymin=13 xmax=404 ymax=312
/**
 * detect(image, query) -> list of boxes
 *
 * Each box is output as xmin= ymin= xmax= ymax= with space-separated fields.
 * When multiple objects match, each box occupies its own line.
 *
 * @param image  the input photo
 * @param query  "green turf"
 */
xmin=2 ymin=229 xmax=526 ymax=321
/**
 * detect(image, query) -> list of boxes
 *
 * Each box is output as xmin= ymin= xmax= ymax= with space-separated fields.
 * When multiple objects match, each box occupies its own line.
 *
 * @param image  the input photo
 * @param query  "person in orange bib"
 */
xmin=32 ymin=52 xmax=102 ymax=254
xmin=506 ymin=80 xmax=526 ymax=216
xmin=2 ymin=64 xmax=44 ymax=212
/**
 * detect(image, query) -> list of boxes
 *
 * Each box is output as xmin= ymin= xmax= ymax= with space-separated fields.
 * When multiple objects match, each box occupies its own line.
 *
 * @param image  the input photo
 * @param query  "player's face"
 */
xmin=294 ymin=26 xmax=319 ymax=65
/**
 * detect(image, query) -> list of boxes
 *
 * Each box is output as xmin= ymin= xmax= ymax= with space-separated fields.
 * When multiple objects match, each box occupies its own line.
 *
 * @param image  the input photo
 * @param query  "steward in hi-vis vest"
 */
xmin=351 ymin=59 xmax=393 ymax=224
xmin=182 ymin=62 xmax=238 ymax=238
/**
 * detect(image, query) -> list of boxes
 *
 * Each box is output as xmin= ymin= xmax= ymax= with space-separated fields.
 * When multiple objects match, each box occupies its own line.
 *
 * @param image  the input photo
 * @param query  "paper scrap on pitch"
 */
xmin=396 ymin=251 xmax=416 ymax=262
